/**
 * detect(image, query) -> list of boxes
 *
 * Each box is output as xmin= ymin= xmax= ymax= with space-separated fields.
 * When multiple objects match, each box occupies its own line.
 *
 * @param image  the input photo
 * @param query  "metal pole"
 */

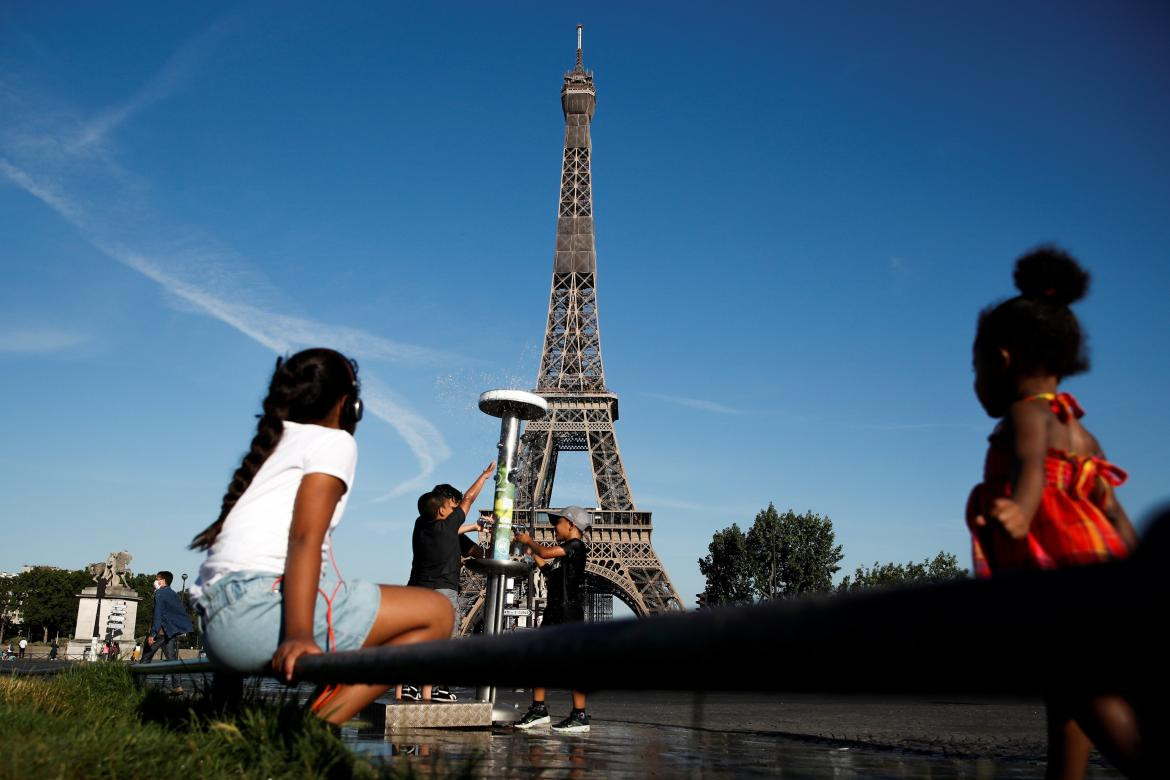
xmin=472 ymin=390 xmax=547 ymax=706
xmin=478 ymin=412 xmax=520 ymax=703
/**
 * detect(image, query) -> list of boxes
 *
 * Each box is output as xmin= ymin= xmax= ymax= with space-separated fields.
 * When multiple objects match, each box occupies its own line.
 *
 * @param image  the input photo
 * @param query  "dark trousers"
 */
xmin=141 ymin=633 xmax=183 ymax=687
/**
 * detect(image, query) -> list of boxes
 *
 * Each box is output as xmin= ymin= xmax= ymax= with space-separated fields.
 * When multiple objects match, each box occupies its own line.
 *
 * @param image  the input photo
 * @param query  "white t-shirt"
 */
xmin=195 ymin=421 xmax=357 ymax=593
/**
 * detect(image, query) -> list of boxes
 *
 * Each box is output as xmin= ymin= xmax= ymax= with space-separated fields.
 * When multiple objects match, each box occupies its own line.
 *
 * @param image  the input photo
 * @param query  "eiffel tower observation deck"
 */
xmin=507 ymin=26 xmax=684 ymax=616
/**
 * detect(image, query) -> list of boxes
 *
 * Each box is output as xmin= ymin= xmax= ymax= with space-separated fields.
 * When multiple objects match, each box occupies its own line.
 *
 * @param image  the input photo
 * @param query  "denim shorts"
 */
xmin=197 ymin=570 xmax=381 ymax=673
xmin=435 ymin=587 xmax=460 ymax=637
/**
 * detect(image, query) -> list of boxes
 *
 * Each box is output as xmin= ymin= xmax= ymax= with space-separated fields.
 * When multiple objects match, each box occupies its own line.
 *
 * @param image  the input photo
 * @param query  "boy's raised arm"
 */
xmin=459 ymin=462 xmax=496 ymax=515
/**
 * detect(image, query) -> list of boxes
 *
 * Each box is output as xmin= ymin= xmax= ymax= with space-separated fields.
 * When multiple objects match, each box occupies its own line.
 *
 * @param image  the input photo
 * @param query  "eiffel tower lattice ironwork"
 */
xmin=462 ymin=28 xmax=684 ymax=625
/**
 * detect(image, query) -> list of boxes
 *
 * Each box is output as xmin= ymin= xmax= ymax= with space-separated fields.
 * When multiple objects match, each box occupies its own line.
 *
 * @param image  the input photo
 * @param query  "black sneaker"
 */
xmin=513 ymin=703 xmax=550 ymax=729
xmin=551 ymin=710 xmax=590 ymax=734
xmin=431 ymin=685 xmax=457 ymax=702
xmin=399 ymin=684 xmax=421 ymax=702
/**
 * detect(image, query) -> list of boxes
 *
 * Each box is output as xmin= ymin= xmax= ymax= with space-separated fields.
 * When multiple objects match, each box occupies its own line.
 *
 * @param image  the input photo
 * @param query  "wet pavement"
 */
xmin=349 ymin=688 xmax=1127 ymax=778
xmin=78 ymin=665 xmax=1128 ymax=777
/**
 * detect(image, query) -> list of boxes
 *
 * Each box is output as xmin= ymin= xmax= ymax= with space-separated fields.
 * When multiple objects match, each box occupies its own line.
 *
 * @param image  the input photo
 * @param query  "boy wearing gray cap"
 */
xmin=512 ymin=505 xmax=592 ymax=733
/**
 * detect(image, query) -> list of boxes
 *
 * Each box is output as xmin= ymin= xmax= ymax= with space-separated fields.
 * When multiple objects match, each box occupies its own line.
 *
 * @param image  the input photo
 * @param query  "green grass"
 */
xmin=0 ymin=665 xmax=478 ymax=779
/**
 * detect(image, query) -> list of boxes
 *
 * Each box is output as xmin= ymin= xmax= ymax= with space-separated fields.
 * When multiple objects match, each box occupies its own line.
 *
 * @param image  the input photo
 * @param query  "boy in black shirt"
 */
xmin=512 ymin=505 xmax=592 ymax=733
xmin=399 ymin=462 xmax=493 ymax=702
xmin=407 ymin=468 xmax=493 ymax=597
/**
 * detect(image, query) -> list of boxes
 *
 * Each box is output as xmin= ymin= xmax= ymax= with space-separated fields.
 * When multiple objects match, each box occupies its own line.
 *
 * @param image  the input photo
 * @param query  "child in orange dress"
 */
xmin=967 ymin=247 xmax=1146 ymax=779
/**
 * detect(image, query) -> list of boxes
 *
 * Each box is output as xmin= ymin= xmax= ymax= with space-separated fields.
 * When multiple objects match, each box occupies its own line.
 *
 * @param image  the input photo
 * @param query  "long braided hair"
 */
xmin=189 ymin=348 xmax=360 ymax=551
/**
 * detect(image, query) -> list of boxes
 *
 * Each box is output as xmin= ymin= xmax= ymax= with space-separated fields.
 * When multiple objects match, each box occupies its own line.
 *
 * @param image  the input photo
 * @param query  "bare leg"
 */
xmin=314 ymin=585 xmax=453 ymax=724
xmin=572 ymin=690 xmax=586 ymax=711
xmin=532 ymin=687 xmax=546 ymax=704
xmin=421 ymin=684 xmax=433 ymax=702
xmin=1046 ymin=701 xmax=1091 ymax=780
xmin=1075 ymin=695 xmax=1144 ymax=778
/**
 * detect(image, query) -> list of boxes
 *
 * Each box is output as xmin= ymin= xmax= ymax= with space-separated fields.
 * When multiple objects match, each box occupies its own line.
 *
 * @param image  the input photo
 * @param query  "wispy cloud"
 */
xmin=71 ymin=14 xmax=242 ymax=155
xmin=363 ymin=377 xmax=452 ymax=501
xmin=888 ymin=255 xmax=909 ymax=275
xmin=643 ymin=392 xmax=746 ymax=415
xmin=0 ymin=26 xmax=453 ymax=494
xmin=0 ymin=326 xmax=88 ymax=354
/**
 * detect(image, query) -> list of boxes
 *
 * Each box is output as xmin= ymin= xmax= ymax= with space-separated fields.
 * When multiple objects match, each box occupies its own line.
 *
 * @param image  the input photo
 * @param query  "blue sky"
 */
xmin=2 ymin=2 xmax=1168 ymax=612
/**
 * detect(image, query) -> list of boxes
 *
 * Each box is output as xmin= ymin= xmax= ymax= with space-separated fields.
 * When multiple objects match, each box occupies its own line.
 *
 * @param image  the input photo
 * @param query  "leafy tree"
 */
xmin=748 ymin=504 xmax=844 ymax=599
xmin=0 ymin=576 xmax=18 ymax=644
xmin=9 ymin=568 xmax=93 ymax=642
xmin=837 ymin=551 xmax=968 ymax=592
xmin=697 ymin=504 xmax=844 ymax=605
xmin=696 ymin=523 xmax=754 ymax=607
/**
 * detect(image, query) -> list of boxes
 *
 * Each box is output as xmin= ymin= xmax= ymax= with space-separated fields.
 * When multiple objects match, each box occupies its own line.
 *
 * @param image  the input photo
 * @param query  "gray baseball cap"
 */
xmin=550 ymin=506 xmax=592 ymax=533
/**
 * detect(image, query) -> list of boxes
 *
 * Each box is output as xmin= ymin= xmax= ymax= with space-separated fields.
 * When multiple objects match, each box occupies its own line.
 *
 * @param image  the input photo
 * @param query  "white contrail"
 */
xmin=1 ymin=156 xmax=452 ymax=494
xmin=70 ymin=13 xmax=242 ymax=155
xmin=643 ymin=392 xmax=746 ymax=415
xmin=362 ymin=378 xmax=452 ymax=501
xmin=0 ymin=327 xmax=88 ymax=354
xmin=1 ymin=20 xmax=458 ymax=494
xmin=3 ymin=159 xmax=453 ymax=498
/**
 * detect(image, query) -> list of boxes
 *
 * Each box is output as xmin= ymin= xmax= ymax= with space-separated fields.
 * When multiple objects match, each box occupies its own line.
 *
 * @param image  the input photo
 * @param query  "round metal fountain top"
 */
xmin=478 ymin=389 xmax=548 ymax=420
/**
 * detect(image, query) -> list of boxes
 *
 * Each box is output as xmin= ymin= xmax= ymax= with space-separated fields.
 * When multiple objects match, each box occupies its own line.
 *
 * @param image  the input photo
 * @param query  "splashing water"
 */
xmin=433 ymin=341 xmax=541 ymax=417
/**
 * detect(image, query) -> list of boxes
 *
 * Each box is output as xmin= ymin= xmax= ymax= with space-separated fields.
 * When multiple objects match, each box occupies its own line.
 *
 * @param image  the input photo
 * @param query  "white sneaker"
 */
xmin=551 ymin=711 xmax=590 ymax=733
xmin=514 ymin=704 xmax=551 ymax=729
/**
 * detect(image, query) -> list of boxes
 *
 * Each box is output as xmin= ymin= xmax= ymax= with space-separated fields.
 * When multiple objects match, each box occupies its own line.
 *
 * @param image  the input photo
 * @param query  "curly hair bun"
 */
xmin=1013 ymin=246 xmax=1090 ymax=306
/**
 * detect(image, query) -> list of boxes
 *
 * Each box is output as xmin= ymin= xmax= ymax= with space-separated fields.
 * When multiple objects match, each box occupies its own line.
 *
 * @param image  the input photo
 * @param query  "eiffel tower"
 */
xmin=460 ymin=27 xmax=683 ymax=629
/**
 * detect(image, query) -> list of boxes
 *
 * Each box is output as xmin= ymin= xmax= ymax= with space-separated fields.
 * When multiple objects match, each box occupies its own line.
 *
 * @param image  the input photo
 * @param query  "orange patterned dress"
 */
xmin=966 ymin=392 xmax=1129 ymax=578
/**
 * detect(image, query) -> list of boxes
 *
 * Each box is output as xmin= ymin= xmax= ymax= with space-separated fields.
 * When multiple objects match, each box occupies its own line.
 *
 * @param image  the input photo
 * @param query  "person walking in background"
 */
xmin=140 ymin=570 xmax=194 ymax=691
xmin=966 ymin=247 xmax=1147 ymax=778
xmin=17 ymin=638 xmax=26 ymax=658
xmin=512 ymin=506 xmax=593 ymax=733
xmin=49 ymin=639 xmax=59 ymax=660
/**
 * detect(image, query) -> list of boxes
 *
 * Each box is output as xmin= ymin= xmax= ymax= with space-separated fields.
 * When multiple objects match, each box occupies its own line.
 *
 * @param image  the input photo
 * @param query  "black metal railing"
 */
xmin=131 ymin=515 xmax=1166 ymax=698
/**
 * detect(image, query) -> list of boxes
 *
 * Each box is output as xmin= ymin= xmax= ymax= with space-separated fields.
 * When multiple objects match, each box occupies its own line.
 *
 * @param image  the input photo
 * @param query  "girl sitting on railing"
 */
xmin=190 ymin=348 xmax=452 ymax=724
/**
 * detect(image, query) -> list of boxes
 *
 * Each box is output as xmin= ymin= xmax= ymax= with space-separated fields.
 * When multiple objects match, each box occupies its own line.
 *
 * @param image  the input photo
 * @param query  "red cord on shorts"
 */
xmin=273 ymin=533 xmax=346 ymax=654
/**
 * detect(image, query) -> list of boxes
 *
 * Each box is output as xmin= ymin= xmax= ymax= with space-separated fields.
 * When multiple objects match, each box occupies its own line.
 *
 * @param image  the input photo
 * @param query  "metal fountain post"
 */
xmin=469 ymin=389 xmax=547 ymax=705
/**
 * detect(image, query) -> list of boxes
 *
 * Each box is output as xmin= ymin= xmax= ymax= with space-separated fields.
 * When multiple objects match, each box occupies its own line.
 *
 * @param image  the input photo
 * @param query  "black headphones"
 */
xmin=341 ymin=358 xmax=363 ymax=427
xmin=342 ymin=389 xmax=363 ymax=426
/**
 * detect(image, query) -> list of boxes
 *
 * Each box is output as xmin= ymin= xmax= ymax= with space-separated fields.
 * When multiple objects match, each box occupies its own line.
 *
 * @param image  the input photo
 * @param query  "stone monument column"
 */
xmin=68 ymin=551 xmax=141 ymax=660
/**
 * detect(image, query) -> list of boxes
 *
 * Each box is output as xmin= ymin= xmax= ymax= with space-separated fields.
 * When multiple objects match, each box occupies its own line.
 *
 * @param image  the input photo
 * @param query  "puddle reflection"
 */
xmin=350 ymin=721 xmax=1060 ymax=778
